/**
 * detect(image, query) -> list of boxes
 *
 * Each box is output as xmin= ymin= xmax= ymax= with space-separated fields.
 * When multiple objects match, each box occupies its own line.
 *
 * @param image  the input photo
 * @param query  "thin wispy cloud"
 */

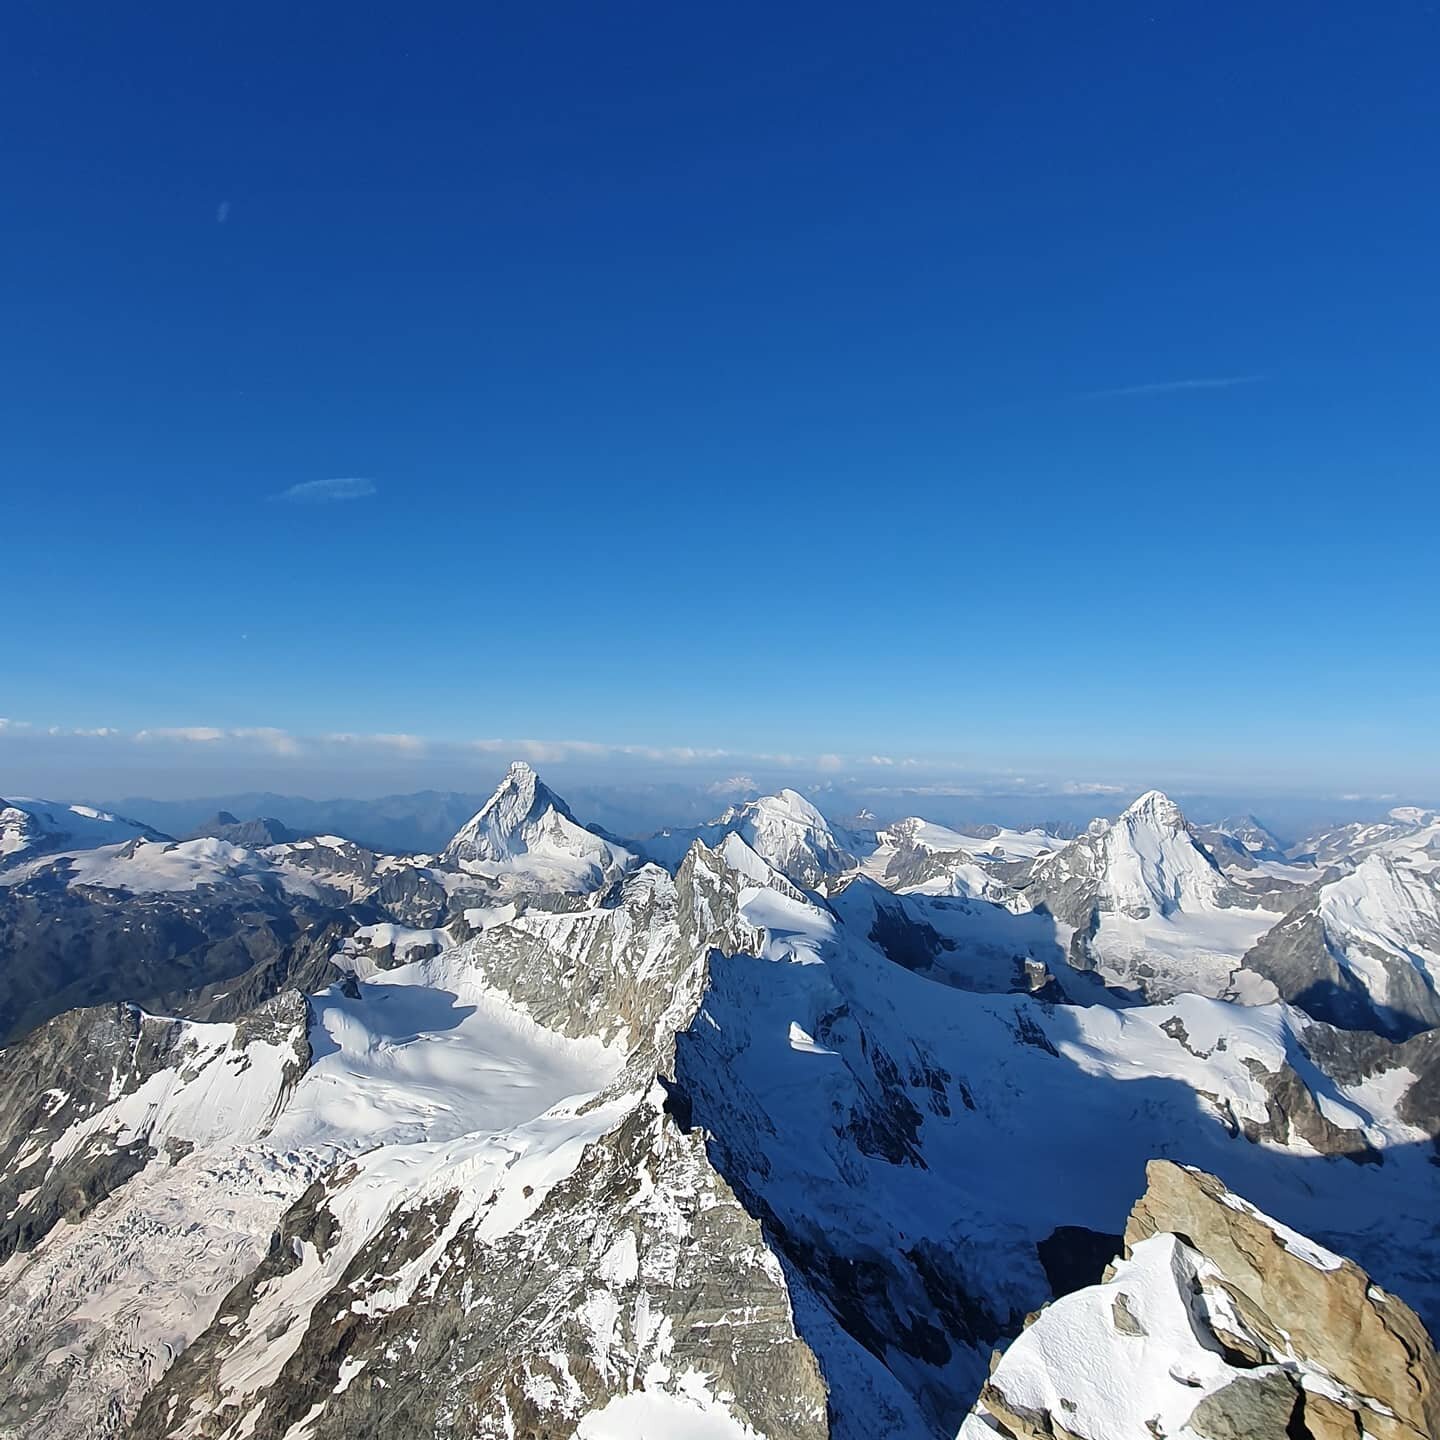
xmin=1084 ymin=374 xmax=1265 ymax=400
xmin=275 ymin=477 xmax=377 ymax=504
xmin=216 ymin=200 xmax=231 ymax=224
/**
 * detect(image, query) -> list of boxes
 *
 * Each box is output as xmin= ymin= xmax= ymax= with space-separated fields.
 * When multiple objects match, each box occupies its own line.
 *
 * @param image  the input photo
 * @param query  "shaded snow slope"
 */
xmin=676 ymin=852 xmax=1440 ymax=1438
xmin=1241 ymin=853 xmax=1440 ymax=1037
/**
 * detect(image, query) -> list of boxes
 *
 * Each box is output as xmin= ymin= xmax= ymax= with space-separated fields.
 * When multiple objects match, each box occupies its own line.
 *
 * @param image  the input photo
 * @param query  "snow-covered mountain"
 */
xmin=1296 ymin=806 xmax=1440 ymax=867
xmin=0 ymin=795 xmax=169 ymax=865
xmin=639 ymin=787 xmax=860 ymax=890
xmin=442 ymin=760 xmax=633 ymax=894
xmin=0 ymin=836 xmax=365 ymax=1046
xmin=0 ymin=765 xmax=629 ymax=1044
xmin=1240 ymin=853 xmax=1440 ymax=1037
xmin=858 ymin=816 xmax=1062 ymax=900
xmin=1 ymin=768 xmax=1438 ymax=1440
xmin=1197 ymin=811 xmax=1287 ymax=863
xmin=1023 ymin=790 xmax=1291 ymax=999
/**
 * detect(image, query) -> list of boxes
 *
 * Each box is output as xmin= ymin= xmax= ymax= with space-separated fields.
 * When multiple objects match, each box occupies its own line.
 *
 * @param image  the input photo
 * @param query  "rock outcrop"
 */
xmin=962 ymin=1159 xmax=1440 ymax=1440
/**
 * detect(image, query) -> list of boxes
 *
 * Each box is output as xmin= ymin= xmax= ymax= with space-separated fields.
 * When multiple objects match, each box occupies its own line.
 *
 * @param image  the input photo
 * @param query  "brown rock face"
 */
xmin=1126 ymin=1161 xmax=1440 ymax=1440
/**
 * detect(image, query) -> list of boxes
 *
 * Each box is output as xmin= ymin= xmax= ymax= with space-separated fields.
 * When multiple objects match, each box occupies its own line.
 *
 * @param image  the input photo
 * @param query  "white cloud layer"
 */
xmin=3 ymin=721 xmax=940 ymax=778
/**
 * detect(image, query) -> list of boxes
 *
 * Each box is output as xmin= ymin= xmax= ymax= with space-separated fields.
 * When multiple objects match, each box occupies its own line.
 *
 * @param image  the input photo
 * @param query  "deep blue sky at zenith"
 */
xmin=3 ymin=2 xmax=1438 ymax=797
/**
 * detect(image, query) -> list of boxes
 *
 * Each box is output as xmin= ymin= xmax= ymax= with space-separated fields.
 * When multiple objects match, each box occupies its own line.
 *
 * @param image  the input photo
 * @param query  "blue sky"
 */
xmin=3 ymin=3 xmax=1438 ymax=799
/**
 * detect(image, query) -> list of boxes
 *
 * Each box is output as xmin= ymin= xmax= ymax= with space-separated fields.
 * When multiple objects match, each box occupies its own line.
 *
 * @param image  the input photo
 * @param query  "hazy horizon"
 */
xmin=3 ymin=729 xmax=1431 ymax=845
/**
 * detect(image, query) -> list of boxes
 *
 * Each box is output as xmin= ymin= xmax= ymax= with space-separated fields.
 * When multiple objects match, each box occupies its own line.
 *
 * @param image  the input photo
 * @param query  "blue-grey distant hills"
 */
xmin=105 ymin=790 xmax=489 ymax=854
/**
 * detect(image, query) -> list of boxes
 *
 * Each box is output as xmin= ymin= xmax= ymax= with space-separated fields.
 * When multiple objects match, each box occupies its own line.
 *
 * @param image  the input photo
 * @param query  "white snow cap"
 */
xmin=1121 ymin=789 xmax=1187 ymax=827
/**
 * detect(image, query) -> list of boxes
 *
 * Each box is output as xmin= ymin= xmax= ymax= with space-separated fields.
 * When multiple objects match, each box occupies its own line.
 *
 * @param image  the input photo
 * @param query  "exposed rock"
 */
xmin=0 ymin=865 xmax=355 ymax=1045
xmin=1125 ymin=1162 xmax=1440 ymax=1439
xmin=1237 ymin=1055 xmax=1383 ymax=1164
xmin=1186 ymin=1370 xmax=1300 ymax=1439
xmin=962 ymin=1161 xmax=1440 ymax=1440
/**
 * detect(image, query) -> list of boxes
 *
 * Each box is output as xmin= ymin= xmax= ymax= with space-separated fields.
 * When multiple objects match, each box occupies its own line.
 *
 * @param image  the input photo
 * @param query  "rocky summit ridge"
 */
xmin=964 ymin=1159 xmax=1440 ymax=1440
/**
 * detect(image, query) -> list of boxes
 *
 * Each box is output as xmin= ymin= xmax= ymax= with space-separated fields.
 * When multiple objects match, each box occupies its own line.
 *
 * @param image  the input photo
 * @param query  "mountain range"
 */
xmin=1 ymin=768 xmax=1438 ymax=1439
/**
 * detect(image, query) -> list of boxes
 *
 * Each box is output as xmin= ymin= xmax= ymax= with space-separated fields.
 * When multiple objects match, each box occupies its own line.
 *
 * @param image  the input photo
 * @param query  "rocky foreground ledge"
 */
xmin=962 ymin=1159 xmax=1440 ymax=1440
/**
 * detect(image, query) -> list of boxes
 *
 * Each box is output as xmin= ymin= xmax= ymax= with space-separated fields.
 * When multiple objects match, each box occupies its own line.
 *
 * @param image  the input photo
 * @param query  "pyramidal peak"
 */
xmin=442 ymin=761 xmax=574 ymax=864
xmin=439 ymin=760 xmax=633 ymax=896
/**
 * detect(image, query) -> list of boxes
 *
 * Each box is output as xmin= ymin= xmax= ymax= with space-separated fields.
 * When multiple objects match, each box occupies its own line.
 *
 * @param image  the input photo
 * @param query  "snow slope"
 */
xmin=1315 ymin=858 xmax=1440 ymax=1005
xmin=0 ymin=949 xmax=624 ymax=1440
xmin=271 ymin=950 xmax=621 ymax=1155
xmin=1298 ymin=806 xmax=1440 ymax=868
xmin=857 ymin=817 xmax=1060 ymax=902
xmin=57 ymin=835 xmax=329 ymax=896
xmin=0 ymin=797 xmax=168 ymax=864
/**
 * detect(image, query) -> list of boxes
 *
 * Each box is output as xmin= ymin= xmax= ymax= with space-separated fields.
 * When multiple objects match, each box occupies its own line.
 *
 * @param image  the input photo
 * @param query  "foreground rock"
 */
xmin=961 ymin=1159 xmax=1440 ymax=1440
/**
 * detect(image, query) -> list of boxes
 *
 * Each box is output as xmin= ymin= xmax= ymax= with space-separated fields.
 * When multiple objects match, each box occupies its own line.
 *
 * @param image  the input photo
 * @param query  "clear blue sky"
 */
xmin=3 ymin=3 xmax=1438 ymax=795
